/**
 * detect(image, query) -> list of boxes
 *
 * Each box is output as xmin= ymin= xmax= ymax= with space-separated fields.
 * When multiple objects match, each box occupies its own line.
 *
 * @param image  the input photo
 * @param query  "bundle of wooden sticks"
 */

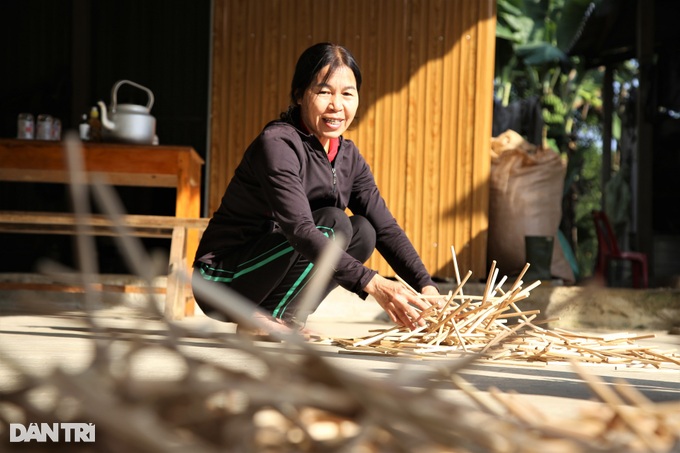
xmin=335 ymin=250 xmax=680 ymax=368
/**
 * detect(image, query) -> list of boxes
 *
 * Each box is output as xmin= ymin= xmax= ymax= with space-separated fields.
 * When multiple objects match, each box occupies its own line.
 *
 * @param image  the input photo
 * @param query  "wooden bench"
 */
xmin=0 ymin=211 xmax=209 ymax=320
xmin=0 ymin=139 xmax=205 ymax=317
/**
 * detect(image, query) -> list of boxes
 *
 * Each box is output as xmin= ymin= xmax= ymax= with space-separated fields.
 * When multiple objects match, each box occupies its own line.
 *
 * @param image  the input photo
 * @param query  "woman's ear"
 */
xmin=294 ymin=88 xmax=304 ymax=105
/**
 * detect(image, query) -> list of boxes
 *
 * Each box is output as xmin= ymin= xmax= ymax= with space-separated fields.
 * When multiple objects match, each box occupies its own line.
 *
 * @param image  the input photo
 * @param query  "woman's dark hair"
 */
xmin=281 ymin=43 xmax=362 ymax=120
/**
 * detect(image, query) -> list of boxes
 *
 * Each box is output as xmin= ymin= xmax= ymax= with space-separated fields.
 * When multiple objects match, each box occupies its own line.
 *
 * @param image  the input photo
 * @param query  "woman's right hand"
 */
xmin=363 ymin=274 xmax=431 ymax=330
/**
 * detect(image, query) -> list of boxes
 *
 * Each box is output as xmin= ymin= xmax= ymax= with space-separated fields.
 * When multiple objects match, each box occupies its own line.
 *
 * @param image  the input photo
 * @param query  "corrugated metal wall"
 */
xmin=209 ymin=0 xmax=496 ymax=280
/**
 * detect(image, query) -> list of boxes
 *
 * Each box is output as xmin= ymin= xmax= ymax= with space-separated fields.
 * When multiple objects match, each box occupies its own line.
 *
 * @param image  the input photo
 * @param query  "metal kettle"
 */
xmin=98 ymin=80 xmax=156 ymax=145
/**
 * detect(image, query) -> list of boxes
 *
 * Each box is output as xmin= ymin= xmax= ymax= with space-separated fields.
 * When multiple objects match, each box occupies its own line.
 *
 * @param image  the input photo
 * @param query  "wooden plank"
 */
xmin=422 ymin=0 xmax=445 ymax=270
xmin=0 ymin=140 xmax=203 ymax=177
xmin=470 ymin=0 xmax=495 ymax=278
xmin=439 ymin=0 xmax=458 ymax=276
xmin=208 ymin=0 xmax=228 ymax=213
xmin=245 ymin=0 xmax=263 ymax=137
xmin=405 ymin=0 xmax=426 ymax=264
xmin=0 ymin=281 xmax=165 ymax=295
xmin=165 ymin=226 xmax=187 ymax=320
xmin=0 ymin=211 xmax=209 ymax=319
xmin=452 ymin=0 xmax=471 ymax=275
xmin=0 ymin=225 xmax=171 ymax=238
xmin=0 ymin=169 xmax=177 ymax=188
xmin=262 ymin=0 xmax=282 ymax=123
xmin=392 ymin=0 xmax=411 ymax=277
xmin=0 ymin=212 xmax=209 ymax=230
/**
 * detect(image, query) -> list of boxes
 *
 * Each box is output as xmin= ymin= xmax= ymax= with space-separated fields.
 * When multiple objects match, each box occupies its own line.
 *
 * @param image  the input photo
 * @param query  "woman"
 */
xmin=193 ymin=42 xmax=438 ymax=335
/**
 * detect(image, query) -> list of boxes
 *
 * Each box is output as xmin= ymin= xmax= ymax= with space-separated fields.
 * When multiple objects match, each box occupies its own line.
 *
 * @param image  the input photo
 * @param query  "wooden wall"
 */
xmin=209 ymin=0 xmax=496 ymax=280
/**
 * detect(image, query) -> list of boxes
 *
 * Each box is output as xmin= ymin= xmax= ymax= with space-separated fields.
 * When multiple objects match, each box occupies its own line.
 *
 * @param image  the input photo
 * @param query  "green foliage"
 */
xmin=494 ymin=0 xmax=611 ymax=280
xmin=572 ymin=130 xmax=603 ymax=276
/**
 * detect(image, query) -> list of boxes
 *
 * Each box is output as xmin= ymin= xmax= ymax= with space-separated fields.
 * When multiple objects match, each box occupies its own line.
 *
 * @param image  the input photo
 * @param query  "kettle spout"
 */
xmin=97 ymin=101 xmax=115 ymax=130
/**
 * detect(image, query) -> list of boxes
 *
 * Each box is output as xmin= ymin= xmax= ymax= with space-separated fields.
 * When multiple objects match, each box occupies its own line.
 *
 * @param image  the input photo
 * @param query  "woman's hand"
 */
xmin=364 ymin=274 xmax=433 ymax=330
xmin=420 ymin=285 xmax=440 ymax=297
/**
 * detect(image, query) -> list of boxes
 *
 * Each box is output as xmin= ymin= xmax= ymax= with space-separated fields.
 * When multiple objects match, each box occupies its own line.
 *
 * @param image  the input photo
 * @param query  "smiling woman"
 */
xmin=192 ymin=43 xmax=439 ymax=337
xmin=298 ymin=65 xmax=359 ymax=151
xmin=292 ymin=46 xmax=360 ymax=151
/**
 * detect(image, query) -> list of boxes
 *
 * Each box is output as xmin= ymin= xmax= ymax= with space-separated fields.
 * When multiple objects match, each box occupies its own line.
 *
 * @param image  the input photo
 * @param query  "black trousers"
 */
xmin=192 ymin=207 xmax=376 ymax=323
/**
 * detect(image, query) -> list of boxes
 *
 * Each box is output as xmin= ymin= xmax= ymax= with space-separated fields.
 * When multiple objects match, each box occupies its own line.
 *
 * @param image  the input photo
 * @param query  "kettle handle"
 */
xmin=110 ymin=80 xmax=155 ymax=112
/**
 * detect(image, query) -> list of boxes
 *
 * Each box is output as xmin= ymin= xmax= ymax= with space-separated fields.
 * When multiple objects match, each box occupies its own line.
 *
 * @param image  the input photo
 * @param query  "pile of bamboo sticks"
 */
xmin=450 ymin=360 xmax=680 ymax=453
xmin=335 ymin=250 xmax=680 ymax=369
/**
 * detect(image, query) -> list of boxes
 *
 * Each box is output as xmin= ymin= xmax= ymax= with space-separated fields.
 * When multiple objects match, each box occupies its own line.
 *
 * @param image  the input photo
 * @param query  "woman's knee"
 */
xmin=191 ymin=268 xmax=234 ymax=322
xmin=313 ymin=207 xmax=352 ymax=240
xmin=312 ymin=209 xmax=375 ymax=260
xmin=348 ymin=215 xmax=376 ymax=262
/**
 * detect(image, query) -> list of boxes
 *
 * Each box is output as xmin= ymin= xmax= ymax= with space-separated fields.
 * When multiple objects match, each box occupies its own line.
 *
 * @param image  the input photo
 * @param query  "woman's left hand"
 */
xmin=420 ymin=285 xmax=439 ymax=297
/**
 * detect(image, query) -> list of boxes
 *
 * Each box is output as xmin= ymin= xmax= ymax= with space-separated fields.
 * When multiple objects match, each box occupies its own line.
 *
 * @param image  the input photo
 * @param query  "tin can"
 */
xmin=17 ymin=113 xmax=35 ymax=139
xmin=36 ymin=114 xmax=53 ymax=140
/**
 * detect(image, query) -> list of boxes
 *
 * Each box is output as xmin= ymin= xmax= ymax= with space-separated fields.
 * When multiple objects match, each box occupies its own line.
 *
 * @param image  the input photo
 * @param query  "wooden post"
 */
xmin=601 ymin=64 xmax=613 ymax=210
xmin=634 ymin=0 xmax=655 ymax=281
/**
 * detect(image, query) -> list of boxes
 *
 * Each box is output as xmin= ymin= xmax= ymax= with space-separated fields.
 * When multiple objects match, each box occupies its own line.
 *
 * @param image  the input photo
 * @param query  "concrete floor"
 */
xmin=0 ymin=284 xmax=679 ymax=450
xmin=1 ymin=298 xmax=679 ymax=414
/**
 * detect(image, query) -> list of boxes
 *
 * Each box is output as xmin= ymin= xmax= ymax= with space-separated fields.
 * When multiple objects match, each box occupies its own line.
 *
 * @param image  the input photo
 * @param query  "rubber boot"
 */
xmin=524 ymin=236 xmax=554 ymax=283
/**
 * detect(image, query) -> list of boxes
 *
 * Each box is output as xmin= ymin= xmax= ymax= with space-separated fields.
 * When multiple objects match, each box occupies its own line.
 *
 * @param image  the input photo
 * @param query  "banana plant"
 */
xmin=496 ymin=0 xmax=599 ymax=150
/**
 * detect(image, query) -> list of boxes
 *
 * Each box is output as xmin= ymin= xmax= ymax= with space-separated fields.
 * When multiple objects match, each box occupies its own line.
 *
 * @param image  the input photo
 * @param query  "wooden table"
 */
xmin=0 ymin=138 xmax=204 ymax=315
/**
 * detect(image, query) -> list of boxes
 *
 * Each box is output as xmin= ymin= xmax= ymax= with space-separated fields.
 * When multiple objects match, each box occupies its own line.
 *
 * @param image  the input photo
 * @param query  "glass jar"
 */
xmin=51 ymin=118 xmax=62 ymax=141
xmin=17 ymin=113 xmax=35 ymax=139
xmin=36 ymin=114 xmax=53 ymax=140
xmin=79 ymin=114 xmax=90 ymax=140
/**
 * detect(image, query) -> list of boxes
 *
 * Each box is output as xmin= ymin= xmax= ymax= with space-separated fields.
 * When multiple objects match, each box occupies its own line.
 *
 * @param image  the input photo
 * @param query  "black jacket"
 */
xmin=195 ymin=118 xmax=436 ymax=295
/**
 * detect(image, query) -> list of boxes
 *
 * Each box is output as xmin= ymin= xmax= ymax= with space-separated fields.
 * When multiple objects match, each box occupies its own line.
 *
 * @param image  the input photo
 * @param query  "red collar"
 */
xmin=327 ymin=137 xmax=339 ymax=163
xmin=299 ymin=120 xmax=339 ymax=163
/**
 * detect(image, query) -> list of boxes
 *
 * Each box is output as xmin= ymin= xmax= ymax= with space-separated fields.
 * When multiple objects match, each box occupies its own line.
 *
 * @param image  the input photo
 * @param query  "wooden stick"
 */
xmin=449 ymin=375 xmax=504 ymax=416
xmin=437 ymin=270 xmax=473 ymax=315
xmin=508 ymin=263 xmax=530 ymax=293
xmin=495 ymin=310 xmax=541 ymax=319
xmin=451 ymin=245 xmax=464 ymax=297
xmin=488 ymin=387 xmax=543 ymax=425
xmin=570 ymin=359 xmax=659 ymax=451
xmin=398 ymin=324 xmax=428 ymax=342
xmin=491 ymin=274 xmax=508 ymax=297
xmin=353 ymin=326 xmax=401 ymax=347
xmin=482 ymin=260 xmax=497 ymax=304
xmin=515 ymin=280 xmax=543 ymax=299
xmin=637 ymin=349 xmax=680 ymax=367
xmin=480 ymin=315 xmax=537 ymax=354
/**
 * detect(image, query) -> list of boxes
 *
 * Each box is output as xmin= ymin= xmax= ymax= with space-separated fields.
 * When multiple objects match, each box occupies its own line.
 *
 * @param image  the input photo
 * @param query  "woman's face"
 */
xmin=299 ymin=64 xmax=359 ymax=149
